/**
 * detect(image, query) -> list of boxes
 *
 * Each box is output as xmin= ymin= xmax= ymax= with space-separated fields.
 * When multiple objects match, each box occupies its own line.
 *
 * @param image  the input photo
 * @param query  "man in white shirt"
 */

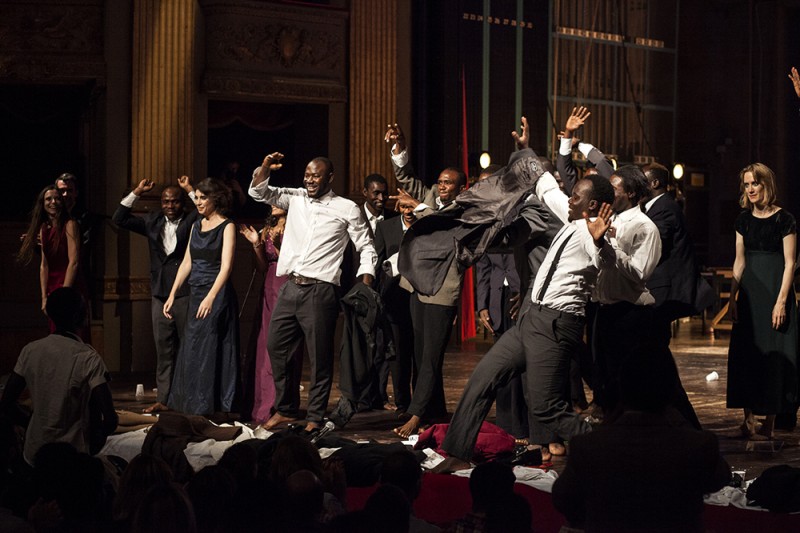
xmin=249 ymin=152 xmax=377 ymax=432
xmin=1 ymin=287 xmax=118 ymax=464
xmin=438 ymin=173 xmax=616 ymax=467
xmin=592 ymin=165 xmax=662 ymax=417
xmin=112 ymin=178 xmax=198 ymax=413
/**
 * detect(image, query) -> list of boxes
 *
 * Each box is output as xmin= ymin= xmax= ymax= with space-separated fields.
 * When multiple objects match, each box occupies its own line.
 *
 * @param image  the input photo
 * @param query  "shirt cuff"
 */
xmin=559 ymin=137 xmax=573 ymax=156
xmin=120 ymin=191 xmax=139 ymax=208
xmin=414 ymin=202 xmax=430 ymax=212
xmin=577 ymin=142 xmax=595 ymax=158
xmin=391 ymin=147 xmax=409 ymax=167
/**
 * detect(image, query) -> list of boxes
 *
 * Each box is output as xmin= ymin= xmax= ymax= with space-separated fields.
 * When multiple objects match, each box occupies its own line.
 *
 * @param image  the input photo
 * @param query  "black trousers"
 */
xmin=652 ymin=306 xmax=703 ymax=430
xmin=593 ymin=302 xmax=700 ymax=428
xmin=152 ymin=295 xmax=189 ymax=404
xmin=267 ymin=281 xmax=339 ymax=424
xmin=407 ymin=296 xmax=456 ymax=420
xmin=441 ymin=305 xmax=591 ymax=461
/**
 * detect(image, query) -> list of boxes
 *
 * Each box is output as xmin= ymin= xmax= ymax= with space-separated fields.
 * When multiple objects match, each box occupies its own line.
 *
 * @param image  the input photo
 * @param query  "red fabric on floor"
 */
xmin=347 ymin=472 xmax=800 ymax=533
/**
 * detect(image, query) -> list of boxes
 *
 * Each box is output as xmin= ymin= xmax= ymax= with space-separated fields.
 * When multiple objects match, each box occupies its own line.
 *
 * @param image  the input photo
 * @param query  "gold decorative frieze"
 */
xmin=200 ymin=0 xmax=347 ymax=102
xmin=0 ymin=0 xmax=104 ymax=83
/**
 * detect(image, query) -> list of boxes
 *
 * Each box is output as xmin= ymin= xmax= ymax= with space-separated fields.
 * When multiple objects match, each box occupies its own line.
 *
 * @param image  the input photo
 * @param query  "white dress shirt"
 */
xmin=120 ymin=192 xmax=181 ymax=255
xmin=530 ymin=220 xmax=607 ymax=317
xmin=248 ymin=172 xmax=377 ymax=285
xmin=529 ymin=173 xmax=610 ymax=316
xmin=363 ymin=206 xmax=384 ymax=234
xmin=594 ymin=206 xmax=661 ymax=305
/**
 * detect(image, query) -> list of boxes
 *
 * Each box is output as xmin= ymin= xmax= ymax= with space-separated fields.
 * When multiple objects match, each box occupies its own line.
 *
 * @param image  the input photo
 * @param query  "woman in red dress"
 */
xmin=18 ymin=185 xmax=84 ymax=336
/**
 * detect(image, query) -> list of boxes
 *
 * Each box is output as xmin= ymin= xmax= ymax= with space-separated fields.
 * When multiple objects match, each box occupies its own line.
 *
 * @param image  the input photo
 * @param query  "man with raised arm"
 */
xmin=248 ymin=152 xmax=376 ymax=433
xmin=112 ymin=177 xmax=197 ymax=413
xmin=384 ymin=124 xmax=467 ymax=438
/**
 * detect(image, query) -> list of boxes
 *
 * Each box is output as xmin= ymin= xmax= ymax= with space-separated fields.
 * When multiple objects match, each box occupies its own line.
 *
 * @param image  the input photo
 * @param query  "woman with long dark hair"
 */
xmin=18 ymin=184 xmax=83 ymax=335
xmin=163 ymin=177 xmax=239 ymax=416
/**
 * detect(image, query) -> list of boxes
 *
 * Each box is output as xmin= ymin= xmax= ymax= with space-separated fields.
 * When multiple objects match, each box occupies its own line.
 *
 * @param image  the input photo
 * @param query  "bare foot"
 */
xmin=143 ymin=402 xmax=169 ymax=414
xmin=393 ymin=415 xmax=421 ymax=438
xmin=549 ymin=442 xmax=567 ymax=456
xmin=262 ymin=413 xmax=299 ymax=430
xmin=305 ymin=422 xmax=320 ymax=432
xmin=431 ymin=456 xmax=473 ymax=473
xmin=384 ymin=402 xmax=398 ymax=411
xmin=539 ymin=446 xmax=553 ymax=463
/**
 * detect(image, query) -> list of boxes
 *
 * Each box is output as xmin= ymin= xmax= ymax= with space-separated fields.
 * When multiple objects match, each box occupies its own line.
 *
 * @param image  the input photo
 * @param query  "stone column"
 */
xmin=348 ymin=0 xmax=411 ymax=197
xmin=131 ymin=0 xmax=201 ymax=186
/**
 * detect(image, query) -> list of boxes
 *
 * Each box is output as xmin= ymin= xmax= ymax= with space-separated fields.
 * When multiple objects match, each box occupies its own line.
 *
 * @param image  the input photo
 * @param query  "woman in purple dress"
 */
xmin=240 ymin=207 xmax=303 ymax=426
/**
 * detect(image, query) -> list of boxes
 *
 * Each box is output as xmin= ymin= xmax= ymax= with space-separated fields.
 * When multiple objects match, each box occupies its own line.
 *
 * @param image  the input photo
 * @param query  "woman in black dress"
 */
xmin=163 ymin=178 xmax=239 ymax=416
xmin=728 ymin=163 xmax=798 ymax=439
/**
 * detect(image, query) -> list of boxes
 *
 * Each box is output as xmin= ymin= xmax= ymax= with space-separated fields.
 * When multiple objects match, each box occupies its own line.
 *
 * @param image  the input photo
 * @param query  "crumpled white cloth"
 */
xmin=703 ymin=482 xmax=768 ymax=511
xmin=99 ymin=428 xmax=149 ymax=462
xmin=451 ymin=465 xmax=559 ymax=493
xmin=183 ymin=423 xmax=272 ymax=472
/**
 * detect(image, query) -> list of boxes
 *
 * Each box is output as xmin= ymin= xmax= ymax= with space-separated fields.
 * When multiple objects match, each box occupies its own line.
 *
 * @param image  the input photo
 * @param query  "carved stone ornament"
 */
xmin=201 ymin=0 xmax=347 ymax=102
xmin=0 ymin=1 xmax=105 ymax=83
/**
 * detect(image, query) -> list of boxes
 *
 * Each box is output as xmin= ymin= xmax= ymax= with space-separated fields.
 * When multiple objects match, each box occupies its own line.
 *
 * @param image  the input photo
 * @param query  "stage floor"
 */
xmin=110 ymin=317 xmax=800 ymax=480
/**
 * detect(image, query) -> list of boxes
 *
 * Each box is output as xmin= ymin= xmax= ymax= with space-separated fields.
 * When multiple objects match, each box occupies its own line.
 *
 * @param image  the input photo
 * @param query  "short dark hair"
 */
xmin=380 ymin=450 xmax=421 ymax=501
xmin=195 ymin=178 xmax=232 ymax=215
xmin=469 ymin=462 xmax=515 ymax=512
xmin=310 ymin=157 xmax=334 ymax=176
xmin=612 ymin=165 xmax=650 ymax=205
xmin=56 ymin=173 xmax=78 ymax=187
xmin=46 ymin=287 xmax=86 ymax=331
xmin=442 ymin=166 xmax=467 ymax=189
xmin=363 ymin=173 xmax=388 ymax=189
xmin=643 ymin=163 xmax=669 ymax=191
xmin=586 ymin=174 xmax=615 ymax=206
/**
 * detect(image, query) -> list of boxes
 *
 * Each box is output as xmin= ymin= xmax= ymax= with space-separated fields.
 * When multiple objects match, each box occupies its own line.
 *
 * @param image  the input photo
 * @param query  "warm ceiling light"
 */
xmin=673 ymin=163 xmax=684 ymax=180
xmin=479 ymin=152 xmax=491 ymax=169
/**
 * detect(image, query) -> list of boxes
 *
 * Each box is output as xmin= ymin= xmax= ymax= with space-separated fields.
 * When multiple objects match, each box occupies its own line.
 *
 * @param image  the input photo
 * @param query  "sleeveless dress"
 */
xmin=168 ymin=219 xmax=239 ymax=415
xmin=727 ymin=209 xmax=798 ymax=414
xmin=41 ymin=222 xmax=89 ymax=339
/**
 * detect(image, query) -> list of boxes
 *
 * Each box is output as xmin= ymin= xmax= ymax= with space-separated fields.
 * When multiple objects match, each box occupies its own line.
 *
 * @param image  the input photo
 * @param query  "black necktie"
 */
xmin=536 ymin=230 xmax=574 ymax=303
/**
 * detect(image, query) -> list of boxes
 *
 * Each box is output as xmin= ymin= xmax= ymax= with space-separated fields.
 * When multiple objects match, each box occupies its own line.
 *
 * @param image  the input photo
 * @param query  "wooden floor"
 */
xmin=111 ymin=318 xmax=800 ymax=480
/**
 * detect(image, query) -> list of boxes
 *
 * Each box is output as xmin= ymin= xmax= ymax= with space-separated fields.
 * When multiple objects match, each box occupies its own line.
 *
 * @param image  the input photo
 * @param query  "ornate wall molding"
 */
xmin=200 ymin=0 xmax=348 ymax=102
xmin=0 ymin=1 xmax=105 ymax=83
xmin=102 ymin=277 xmax=152 ymax=301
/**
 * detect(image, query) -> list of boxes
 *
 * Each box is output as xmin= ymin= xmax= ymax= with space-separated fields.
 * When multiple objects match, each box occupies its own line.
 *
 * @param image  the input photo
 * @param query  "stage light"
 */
xmin=673 ymin=163 xmax=684 ymax=180
xmin=479 ymin=152 xmax=491 ymax=169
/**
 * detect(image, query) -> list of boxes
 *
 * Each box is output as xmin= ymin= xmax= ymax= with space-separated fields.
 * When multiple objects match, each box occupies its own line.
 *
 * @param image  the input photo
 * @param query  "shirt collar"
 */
xmin=309 ymin=189 xmax=336 ymax=205
xmin=644 ymin=193 xmax=665 ymax=213
xmin=616 ymin=205 xmax=642 ymax=222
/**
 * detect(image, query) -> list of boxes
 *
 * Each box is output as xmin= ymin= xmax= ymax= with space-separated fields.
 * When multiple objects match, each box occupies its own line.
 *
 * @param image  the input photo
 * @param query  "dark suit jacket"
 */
xmin=112 ymin=205 xmax=198 ymax=299
xmin=557 ymin=144 xmax=614 ymax=190
xmin=374 ymin=216 xmax=411 ymax=324
xmin=551 ymin=410 xmax=730 ymax=532
xmin=475 ymin=253 xmax=520 ymax=327
xmin=645 ymin=194 xmax=714 ymax=321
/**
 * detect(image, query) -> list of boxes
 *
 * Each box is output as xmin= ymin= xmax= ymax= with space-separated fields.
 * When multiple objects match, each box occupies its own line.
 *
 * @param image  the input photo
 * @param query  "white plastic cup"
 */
xmin=705 ymin=371 xmax=719 ymax=382
xmin=135 ymin=383 xmax=145 ymax=401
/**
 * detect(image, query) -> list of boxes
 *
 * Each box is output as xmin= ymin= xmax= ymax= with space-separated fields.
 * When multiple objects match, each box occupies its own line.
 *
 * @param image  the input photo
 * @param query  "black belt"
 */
xmin=533 ymin=303 xmax=584 ymax=324
xmin=289 ymin=273 xmax=326 ymax=286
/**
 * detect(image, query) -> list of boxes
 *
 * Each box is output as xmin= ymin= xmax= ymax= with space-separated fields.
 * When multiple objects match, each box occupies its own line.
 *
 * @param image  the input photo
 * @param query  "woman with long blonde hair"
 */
xmin=728 ymin=163 xmax=798 ymax=439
